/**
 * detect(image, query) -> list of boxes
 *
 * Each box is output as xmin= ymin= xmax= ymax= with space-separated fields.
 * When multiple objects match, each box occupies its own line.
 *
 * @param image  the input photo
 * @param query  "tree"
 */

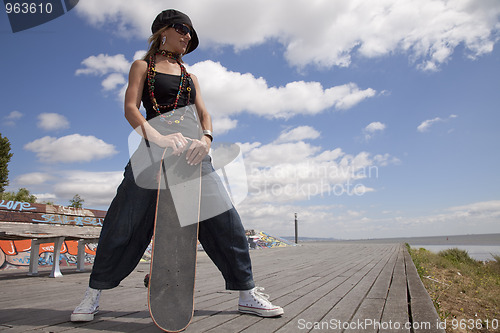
xmin=0 ymin=133 xmax=13 ymax=193
xmin=0 ymin=188 xmax=37 ymax=203
xmin=69 ymin=194 xmax=84 ymax=208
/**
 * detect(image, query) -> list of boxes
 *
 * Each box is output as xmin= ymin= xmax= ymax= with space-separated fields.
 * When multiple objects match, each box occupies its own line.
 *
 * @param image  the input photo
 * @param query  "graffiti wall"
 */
xmin=0 ymin=231 xmax=293 ymax=270
xmin=140 ymin=231 xmax=293 ymax=262
xmin=0 ymin=200 xmax=104 ymax=271
xmin=0 ymin=199 xmax=105 ymax=227
xmin=0 ymin=201 xmax=293 ymax=270
xmin=0 ymin=239 xmax=97 ymax=270
xmin=246 ymin=230 xmax=294 ymax=249
xmin=1 ymin=232 xmax=292 ymax=269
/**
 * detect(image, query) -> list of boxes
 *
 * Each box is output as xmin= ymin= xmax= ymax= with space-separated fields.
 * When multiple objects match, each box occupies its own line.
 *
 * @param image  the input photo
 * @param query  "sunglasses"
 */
xmin=170 ymin=23 xmax=191 ymax=36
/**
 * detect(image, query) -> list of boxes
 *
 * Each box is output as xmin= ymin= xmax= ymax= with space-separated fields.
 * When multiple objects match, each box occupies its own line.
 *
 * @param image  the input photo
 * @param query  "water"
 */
xmin=411 ymin=245 xmax=500 ymax=261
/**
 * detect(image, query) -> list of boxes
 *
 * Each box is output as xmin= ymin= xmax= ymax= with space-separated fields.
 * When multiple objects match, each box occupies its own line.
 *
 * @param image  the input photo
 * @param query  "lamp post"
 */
xmin=294 ymin=213 xmax=298 ymax=244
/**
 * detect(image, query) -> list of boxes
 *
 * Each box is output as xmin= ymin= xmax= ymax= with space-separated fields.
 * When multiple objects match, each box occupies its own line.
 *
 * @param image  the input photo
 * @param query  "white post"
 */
xmin=49 ymin=237 xmax=65 ymax=278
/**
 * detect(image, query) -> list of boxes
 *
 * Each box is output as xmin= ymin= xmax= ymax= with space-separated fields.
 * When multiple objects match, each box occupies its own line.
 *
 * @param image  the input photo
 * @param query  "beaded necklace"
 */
xmin=147 ymin=50 xmax=192 ymax=123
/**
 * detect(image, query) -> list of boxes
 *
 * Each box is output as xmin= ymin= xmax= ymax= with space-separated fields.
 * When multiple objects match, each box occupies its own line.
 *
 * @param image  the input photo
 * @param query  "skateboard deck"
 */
xmin=148 ymin=145 xmax=202 ymax=332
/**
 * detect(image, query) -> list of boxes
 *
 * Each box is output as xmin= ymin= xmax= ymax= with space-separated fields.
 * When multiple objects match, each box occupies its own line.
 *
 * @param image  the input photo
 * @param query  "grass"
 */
xmin=406 ymin=244 xmax=500 ymax=333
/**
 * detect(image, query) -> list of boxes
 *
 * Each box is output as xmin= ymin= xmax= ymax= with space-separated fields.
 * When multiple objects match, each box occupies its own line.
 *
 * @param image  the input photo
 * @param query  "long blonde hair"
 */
xmin=143 ymin=26 xmax=184 ymax=62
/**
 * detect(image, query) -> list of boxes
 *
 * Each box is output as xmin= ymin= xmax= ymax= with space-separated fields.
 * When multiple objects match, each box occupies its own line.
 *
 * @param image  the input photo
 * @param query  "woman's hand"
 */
xmin=154 ymin=132 xmax=190 ymax=156
xmin=186 ymin=137 xmax=210 ymax=165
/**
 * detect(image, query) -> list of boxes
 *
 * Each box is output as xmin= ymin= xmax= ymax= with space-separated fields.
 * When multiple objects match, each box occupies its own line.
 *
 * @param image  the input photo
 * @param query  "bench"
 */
xmin=0 ymin=200 xmax=105 ymax=277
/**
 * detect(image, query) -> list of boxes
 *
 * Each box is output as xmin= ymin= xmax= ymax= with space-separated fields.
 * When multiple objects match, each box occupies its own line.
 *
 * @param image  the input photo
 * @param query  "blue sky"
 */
xmin=1 ymin=0 xmax=500 ymax=239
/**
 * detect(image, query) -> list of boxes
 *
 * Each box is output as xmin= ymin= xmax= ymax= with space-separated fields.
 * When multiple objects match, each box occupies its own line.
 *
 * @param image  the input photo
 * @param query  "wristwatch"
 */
xmin=203 ymin=129 xmax=213 ymax=142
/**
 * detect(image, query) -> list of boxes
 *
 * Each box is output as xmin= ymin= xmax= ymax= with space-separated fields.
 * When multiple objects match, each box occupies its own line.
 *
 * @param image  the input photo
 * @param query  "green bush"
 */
xmin=438 ymin=248 xmax=475 ymax=265
xmin=490 ymin=254 xmax=500 ymax=274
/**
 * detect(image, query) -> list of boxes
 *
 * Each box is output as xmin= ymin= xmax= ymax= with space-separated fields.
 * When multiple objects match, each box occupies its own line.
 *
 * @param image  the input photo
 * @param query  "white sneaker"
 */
xmin=71 ymin=287 xmax=101 ymax=322
xmin=238 ymin=287 xmax=284 ymax=317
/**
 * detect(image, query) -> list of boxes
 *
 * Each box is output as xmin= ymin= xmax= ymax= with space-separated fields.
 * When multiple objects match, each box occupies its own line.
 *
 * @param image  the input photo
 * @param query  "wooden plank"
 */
xmin=198 ymin=244 xmax=369 ymax=332
xmin=0 ymin=211 xmax=104 ymax=227
xmin=379 ymin=246 xmax=410 ymax=333
xmin=365 ymin=244 xmax=398 ymax=300
xmin=342 ymin=245 xmax=399 ymax=333
xmin=0 ymin=242 xmax=443 ymax=333
xmin=343 ymin=298 xmax=386 ymax=333
xmin=0 ymin=265 xmax=148 ymax=332
xmin=273 ymin=246 xmax=391 ymax=332
xmin=187 ymin=245 xmax=339 ymax=331
xmin=404 ymin=247 xmax=445 ymax=333
xmin=315 ymin=246 xmax=396 ymax=332
xmin=344 ymin=245 xmax=398 ymax=333
xmin=239 ymin=245 xmax=390 ymax=333
xmin=0 ymin=222 xmax=101 ymax=240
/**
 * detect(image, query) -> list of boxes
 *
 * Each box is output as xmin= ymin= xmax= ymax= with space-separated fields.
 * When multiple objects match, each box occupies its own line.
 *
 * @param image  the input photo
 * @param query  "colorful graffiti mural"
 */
xmin=0 ymin=232 xmax=292 ymax=270
xmin=0 ymin=200 xmax=36 ymax=211
xmin=246 ymin=230 xmax=294 ymax=249
xmin=0 ymin=200 xmax=104 ymax=271
xmin=140 ymin=230 xmax=292 ymax=261
xmin=0 ymin=200 xmax=105 ymax=226
xmin=0 ymin=239 xmax=97 ymax=270
xmin=0 ymin=200 xmax=291 ymax=270
xmin=32 ymin=214 xmax=103 ymax=226
xmin=0 ymin=231 xmax=292 ymax=270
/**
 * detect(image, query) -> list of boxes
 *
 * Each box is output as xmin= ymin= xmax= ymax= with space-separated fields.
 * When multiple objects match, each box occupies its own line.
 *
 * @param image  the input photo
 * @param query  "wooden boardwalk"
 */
xmin=0 ymin=242 xmax=444 ymax=332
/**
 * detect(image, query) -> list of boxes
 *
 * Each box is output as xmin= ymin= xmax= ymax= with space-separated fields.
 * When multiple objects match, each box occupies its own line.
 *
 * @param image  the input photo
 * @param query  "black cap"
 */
xmin=151 ymin=9 xmax=199 ymax=54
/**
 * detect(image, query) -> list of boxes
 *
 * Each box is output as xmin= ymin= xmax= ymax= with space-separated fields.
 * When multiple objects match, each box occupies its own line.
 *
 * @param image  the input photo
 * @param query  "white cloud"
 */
xmin=52 ymin=170 xmax=123 ymax=206
xmin=15 ymin=172 xmax=53 ymax=186
xmin=381 ymin=200 xmax=500 ymax=237
xmin=238 ymin=199 xmax=500 ymax=239
xmin=33 ymin=192 xmax=58 ymax=203
xmin=24 ymin=134 xmax=118 ymax=163
xmin=365 ymin=122 xmax=386 ymax=133
xmin=76 ymin=0 xmax=500 ymax=71
xmin=6 ymin=110 xmax=23 ymax=120
xmin=78 ymin=55 xmax=377 ymax=128
xmin=447 ymin=200 xmax=500 ymax=216
xmin=417 ymin=114 xmax=458 ymax=132
xmin=38 ymin=113 xmax=70 ymax=131
xmin=189 ymin=60 xmax=376 ymax=121
xmin=228 ymin=126 xmax=400 ymax=237
xmin=75 ymin=53 xmax=130 ymax=76
xmin=133 ymin=50 xmax=147 ymax=60
xmin=417 ymin=117 xmax=442 ymax=132
xmin=237 ymin=126 xmax=397 ymax=205
xmin=3 ymin=110 xmax=23 ymax=126
xmin=237 ymin=203 xmax=376 ymax=239
xmin=373 ymin=153 xmax=401 ymax=167
xmin=275 ymin=126 xmax=321 ymax=143
xmin=15 ymin=170 xmax=123 ymax=207
xmin=363 ymin=121 xmax=386 ymax=141
xmin=102 ymin=73 xmax=127 ymax=91
xmin=212 ymin=117 xmax=238 ymax=134
xmin=75 ymin=54 xmax=131 ymax=98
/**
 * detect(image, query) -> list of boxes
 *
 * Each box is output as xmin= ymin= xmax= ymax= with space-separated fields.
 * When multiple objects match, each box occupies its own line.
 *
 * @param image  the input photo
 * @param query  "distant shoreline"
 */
xmin=283 ymin=233 xmax=500 ymax=246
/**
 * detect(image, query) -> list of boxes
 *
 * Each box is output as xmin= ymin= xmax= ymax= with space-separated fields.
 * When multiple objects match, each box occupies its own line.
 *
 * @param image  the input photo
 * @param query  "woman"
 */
xmin=71 ymin=9 xmax=283 ymax=322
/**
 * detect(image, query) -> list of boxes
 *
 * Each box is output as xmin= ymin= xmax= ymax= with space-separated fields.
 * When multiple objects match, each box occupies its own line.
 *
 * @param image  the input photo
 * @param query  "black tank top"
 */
xmin=142 ymin=71 xmax=196 ymax=121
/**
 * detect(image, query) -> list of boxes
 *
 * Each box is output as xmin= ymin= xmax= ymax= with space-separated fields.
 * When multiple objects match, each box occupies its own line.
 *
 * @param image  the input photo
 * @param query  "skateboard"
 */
xmin=143 ymin=107 xmax=201 ymax=332
xmin=147 ymin=139 xmax=202 ymax=331
xmin=143 ymin=142 xmax=242 ymax=286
